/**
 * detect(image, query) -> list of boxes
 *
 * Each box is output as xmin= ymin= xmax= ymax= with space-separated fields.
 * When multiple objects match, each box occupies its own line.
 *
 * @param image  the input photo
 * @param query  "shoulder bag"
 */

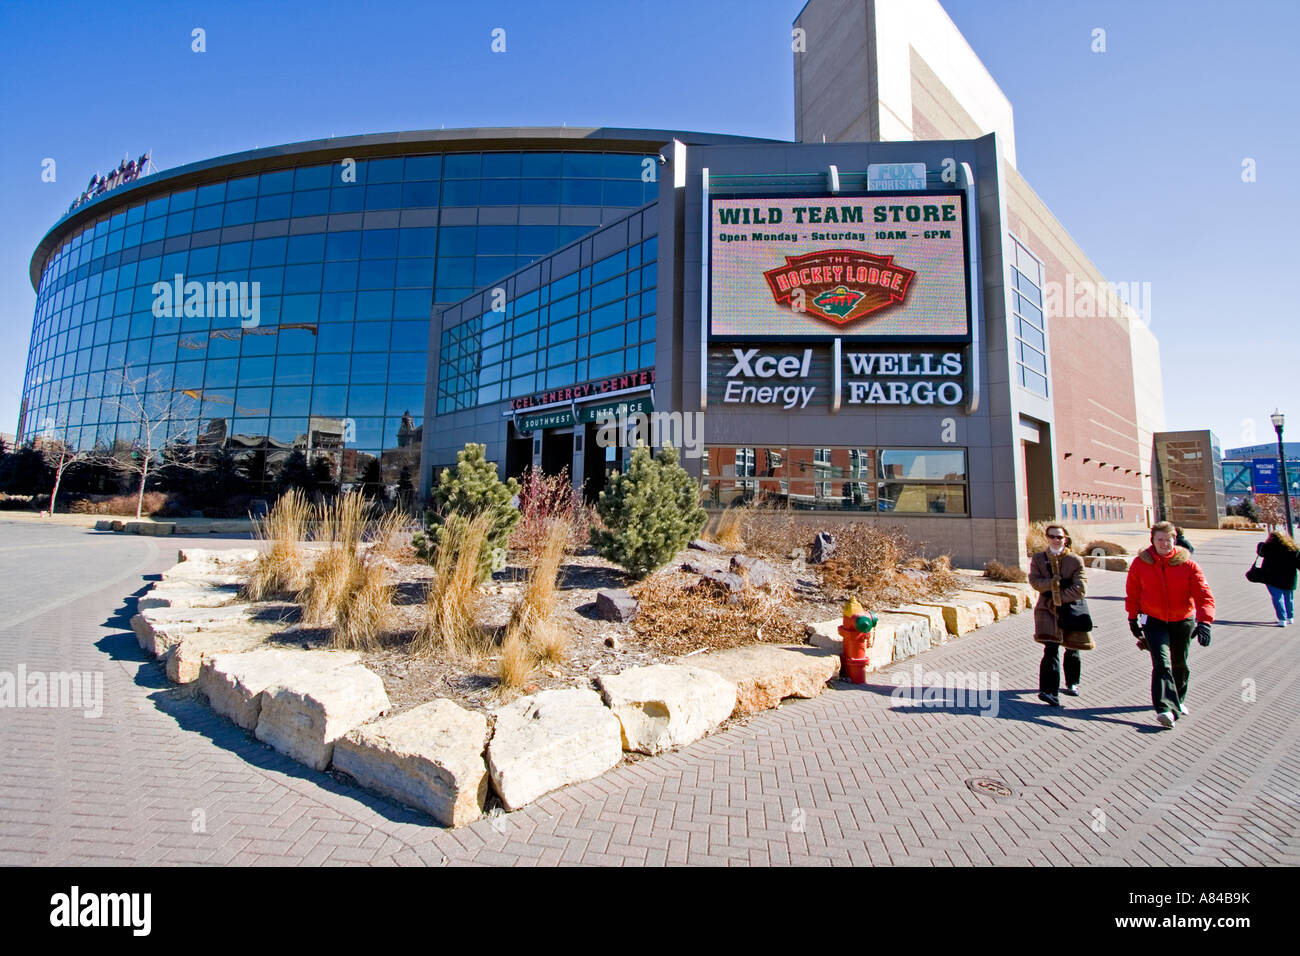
xmin=1056 ymin=597 xmax=1093 ymax=632
xmin=1246 ymin=558 xmax=1267 ymax=584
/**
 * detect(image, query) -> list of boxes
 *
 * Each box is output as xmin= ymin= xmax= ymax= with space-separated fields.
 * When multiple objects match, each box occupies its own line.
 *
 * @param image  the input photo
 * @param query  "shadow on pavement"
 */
xmin=92 ymin=578 xmax=442 ymax=830
xmin=834 ymin=679 xmax=1159 ymax=731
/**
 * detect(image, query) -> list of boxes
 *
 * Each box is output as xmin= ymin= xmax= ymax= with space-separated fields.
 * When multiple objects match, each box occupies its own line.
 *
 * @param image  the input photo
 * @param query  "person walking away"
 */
xmin=1175 ymin=526 xmax=1195 ymax=553
xmin=1125 ymin=521 xmax=1216 ymax=729
xmin=1256 ymin=531 xmax=1299 ymax=626
xmin=1029 ymin=524 xmax=1092 ymax=707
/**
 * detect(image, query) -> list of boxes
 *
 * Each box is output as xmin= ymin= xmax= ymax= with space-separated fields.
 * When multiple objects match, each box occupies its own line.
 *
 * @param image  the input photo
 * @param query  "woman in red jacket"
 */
xmin=1125 ymin=521 xmax=1216 ymax=729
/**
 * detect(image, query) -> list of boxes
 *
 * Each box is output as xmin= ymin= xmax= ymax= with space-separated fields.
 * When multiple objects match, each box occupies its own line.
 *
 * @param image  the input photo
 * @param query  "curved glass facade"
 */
xmin=19 ymin=142 xmax=662 ymax=488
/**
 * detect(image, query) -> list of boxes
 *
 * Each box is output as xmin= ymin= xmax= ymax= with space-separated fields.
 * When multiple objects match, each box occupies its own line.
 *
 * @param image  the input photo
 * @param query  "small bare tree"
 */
xmin=88 ymin=367 xmax=203 ymax=519
xmin=32 ymin=419 xmax=89 ymax=515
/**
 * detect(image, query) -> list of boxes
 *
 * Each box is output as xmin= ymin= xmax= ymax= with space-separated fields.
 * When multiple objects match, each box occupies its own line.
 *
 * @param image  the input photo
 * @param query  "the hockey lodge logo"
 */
xmin=763 ymin=249 xmax=916 ymax=327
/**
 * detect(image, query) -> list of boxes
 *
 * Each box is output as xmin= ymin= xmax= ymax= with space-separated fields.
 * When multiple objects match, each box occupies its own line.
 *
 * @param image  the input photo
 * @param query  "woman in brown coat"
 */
xmin=1028 ymin=524 xmax=1093 ymax=707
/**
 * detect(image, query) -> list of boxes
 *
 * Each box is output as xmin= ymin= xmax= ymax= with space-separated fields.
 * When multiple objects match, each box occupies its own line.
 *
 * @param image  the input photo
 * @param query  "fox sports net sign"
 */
xmin=710 ymin=194 xmax=969 ymax=339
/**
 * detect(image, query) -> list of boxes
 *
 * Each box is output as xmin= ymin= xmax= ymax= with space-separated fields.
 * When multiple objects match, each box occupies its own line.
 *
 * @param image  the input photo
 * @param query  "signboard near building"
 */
xmin=1252 ymin=458 xmax=1281 ymax=494
xmin=709 ymin=193 xmax=969 ymax=340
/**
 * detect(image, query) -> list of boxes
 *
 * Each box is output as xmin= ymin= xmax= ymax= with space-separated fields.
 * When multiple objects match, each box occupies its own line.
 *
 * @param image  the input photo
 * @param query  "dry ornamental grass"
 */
xmin=630 ymin=573 xmax=804 ymax=656
xmin=983 ymin=559 xmax=1028 ymax=583
xmin=414 ymin=511 xmax=494 ymax=660
xmin=498 ymin=520 xmax=573 ymax=691
xmin=241 ymin=488 xmax=311 ymax=601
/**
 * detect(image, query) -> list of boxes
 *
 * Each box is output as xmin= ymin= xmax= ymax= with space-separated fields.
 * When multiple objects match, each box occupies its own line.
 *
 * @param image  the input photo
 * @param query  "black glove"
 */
xmin=1195 ymin=622 xmax=1211 ymax=647
xmin=1129 ymin=619 xmax=1143 ymax=639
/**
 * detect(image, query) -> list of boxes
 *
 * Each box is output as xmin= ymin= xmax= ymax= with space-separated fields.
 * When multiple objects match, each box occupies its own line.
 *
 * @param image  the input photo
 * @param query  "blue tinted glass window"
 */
xmin=476 ymin=226 xmax=516 ymax=255
xmin=145 ymin=196 xmax=169 ymax=219
xmin=294 ymin=165 xmax=332 ymax=190
xmin=395 ymin=258 xmax=434 ymax=287
xmin=192 ymin=205 xmax=223 ymax=231
xmin=256 ymin=194 xmax=292 ymax=220
xmin=357 ymin=259 xmax=396 ymax=289
xmin=480 ymin=180 xmax=520 ymax=205
xmin=325 ymin=232 xmax=361 ymax=260
xmin=196 ymin=183 xmax=226 ymax=206
xmin=365 ymin=183 xmax=401 ymax=210
xmin=217 ymin=242 xmax=251 ymax=270
xmin=440 ymin=180 xmax=479 ymax=205
xmin=561 ymin=180 xmax=602 ymax=205
xmin=562 ymin=154 xmax=602 ymax=177
xmin=603 ymin=181 xmax=644 ymax=205
xmin=444 ymin=154 xmax=481 ymax=178
xmin=361 ymin=230 xmax=398 ymax=258
xmin=226 ymin=176 xmax=258 ymax=201
xmin=286 ymin=233 xmax=325 ymax=263
xmin=401 ymin=181 xmax=439 ymax=206
xmin=329 ymin=187 xmax=365 ymax=213
xmin=259 ymin=170 xmax=294 ymax=194
xmin=436 ymin=258 xmax=474 ymax=286
xmin=223 ymin=199 xmax=255 ymax=226
xmin=322 ymin=260 xmax=359 ymax=291
xmin=314 ymin=354 xmax=350 ymax=384
xmin=351 ymin=349 xmax=387 ymax=379
xmin=251 ymin=237 xmax=287 ymax=267
xmin=390 ymin=320 xmax=427 ymax=351
xmin=249 ymin=267 xmax=284 ymax=295
xmin=319 ymin=292 xmax=355 ymax=322
xmin=317 ymin=324 xmax=353 ymax=352
xmin=272 ymin=386 xmax=311 ymax=415
xmin=283 ymin=263 xmax=323 ymax=293
xmin=438 ymin=226 xmax=475 ymax=256
xmin=518 ymin=179 xmax=562 ymax=205
xmin=521 ymin=153 xmax=562 ymax=176
xmin=397 ymin=228 xmax=437 ymax=257
xmin=169 ymin=189 xmax=197 ymax=211
xmin=291 ymin=190 xmax=329 ymax=217
xmin=481 ymin=153 xmax=521 ymax=177
xmin=404 ymin=155 xmax=441 ymax=180
xmin=388 ymin=352 xmax=426 ymax=381
xmin=356 ymin=290 xmax=393 ymax=320
xmin=367 ymin=157 xmax=403 ymax=183
xmin=393 ymin=289 xmax=430 ymax=319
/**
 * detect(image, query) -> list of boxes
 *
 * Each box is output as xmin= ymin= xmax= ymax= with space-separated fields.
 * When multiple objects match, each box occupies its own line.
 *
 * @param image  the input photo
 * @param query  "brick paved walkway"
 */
xmin=1 ymin=520 xmax=1296 ymax=865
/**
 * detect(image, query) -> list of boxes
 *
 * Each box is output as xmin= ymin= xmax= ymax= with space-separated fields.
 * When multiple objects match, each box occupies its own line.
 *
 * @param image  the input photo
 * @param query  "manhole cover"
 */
xmin=966 ymin=776 xmax=1016 ymax=800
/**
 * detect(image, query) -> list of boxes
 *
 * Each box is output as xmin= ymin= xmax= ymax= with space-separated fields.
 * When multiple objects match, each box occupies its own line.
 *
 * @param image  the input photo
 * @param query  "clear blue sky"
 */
xmin=1 ymin=0 xmax=1295 ymax=449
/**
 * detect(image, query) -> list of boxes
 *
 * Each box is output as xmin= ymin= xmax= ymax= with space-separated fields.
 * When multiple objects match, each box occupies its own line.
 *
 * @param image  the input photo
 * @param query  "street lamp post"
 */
xmin=1270 ymin=409 xmax=1295 ymax=539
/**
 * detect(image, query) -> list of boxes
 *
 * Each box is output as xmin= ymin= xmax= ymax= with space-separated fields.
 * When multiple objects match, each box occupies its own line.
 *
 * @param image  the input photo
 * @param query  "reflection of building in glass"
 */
xmin=20 ymin=128 xmax=768 ymax=498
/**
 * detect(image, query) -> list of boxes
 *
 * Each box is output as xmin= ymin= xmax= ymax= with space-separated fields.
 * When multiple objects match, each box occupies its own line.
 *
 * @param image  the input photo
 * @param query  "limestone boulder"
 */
xmin=915 ymin=595 xmax=995 ymax=636
xmin=255 ymin=665 xmax=390 ymax=771
xmin=877 ymin=611 xmax=936 ymax=661
xmin=335 ymin=700 xmax=490 ymax=827
xmin=199 ymin=648 xmax=362 ymax=731
xmin=486 ymin=689 xmax=623 ymax=811
xmin=177 ymin=548 xmax=260 ymax=565
xmin=962 ymin=583 xmax=1031 ymax=612
xmin=131 ymin=603 xmax=295 ymax=657
xmin=597 ymin=664 xmax=736 ymax=754
xmin=165 ymin=625 xmax=280 ymax=684
xmin=955 ymin=589 xmax=1013 ymax=621
xmin=136 ymin=583 xmax=240 ymax=611
xmin=693 ymin=644 xmax=839 ymax=715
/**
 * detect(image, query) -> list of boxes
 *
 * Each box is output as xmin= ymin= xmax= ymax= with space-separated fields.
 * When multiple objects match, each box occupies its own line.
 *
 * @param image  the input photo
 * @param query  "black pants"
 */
xmin=1142 ymin=616 xmax=1194 ymax=715
xmin=1039 ymin=643 xmax=1081 ymax=695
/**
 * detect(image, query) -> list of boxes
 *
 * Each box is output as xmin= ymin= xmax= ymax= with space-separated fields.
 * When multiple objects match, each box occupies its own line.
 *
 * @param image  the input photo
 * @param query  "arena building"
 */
xmin=19 ymin=0 xmax=1167 ymax=566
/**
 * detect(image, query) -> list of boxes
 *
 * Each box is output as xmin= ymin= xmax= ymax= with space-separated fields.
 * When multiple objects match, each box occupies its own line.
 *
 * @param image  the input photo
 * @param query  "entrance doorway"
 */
xmin=505 ymin=427 xmax=532 ymax=482
xmin=541 ymin=430 xmax=573 ymax=478
xmin=583 ymin=421 xmax=623 ymax=503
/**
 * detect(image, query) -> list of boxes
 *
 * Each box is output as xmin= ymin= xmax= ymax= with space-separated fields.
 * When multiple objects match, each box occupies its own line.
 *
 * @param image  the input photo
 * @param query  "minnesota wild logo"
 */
xmin=763 ymin=249 xmax=916 ymax=327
